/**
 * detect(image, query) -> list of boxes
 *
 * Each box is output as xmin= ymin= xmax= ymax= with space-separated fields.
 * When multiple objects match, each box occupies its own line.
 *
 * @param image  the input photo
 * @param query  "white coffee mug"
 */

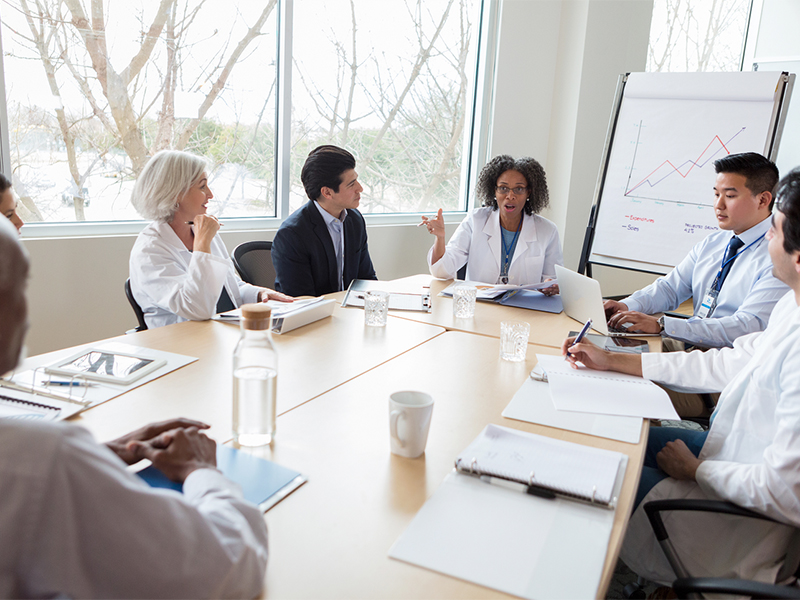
xmin=389 ymin=391 xmax=434 ymax=458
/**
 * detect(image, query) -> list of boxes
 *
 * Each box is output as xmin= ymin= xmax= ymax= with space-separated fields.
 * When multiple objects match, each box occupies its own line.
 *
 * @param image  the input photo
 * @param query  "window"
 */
xmin=647 ymin=0 xmax=752 ymax=72
xmin=0 ymin=0 xmax=484 ymax=230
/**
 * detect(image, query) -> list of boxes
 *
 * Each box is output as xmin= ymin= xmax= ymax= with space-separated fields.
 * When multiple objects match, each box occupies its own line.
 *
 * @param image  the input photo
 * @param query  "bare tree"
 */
xmin=4 ymin=0 xmax=277 ymax=220
xmin=648 ymin=0 xmax=750 ymax=73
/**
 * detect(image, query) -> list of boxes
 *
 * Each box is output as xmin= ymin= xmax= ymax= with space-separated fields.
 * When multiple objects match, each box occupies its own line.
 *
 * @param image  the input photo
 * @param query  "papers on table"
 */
xmin=503 ymin=377 xmax=643 ymax=444
xmin=389 ymin=425 xmax=627 ymax=599
xmin=441 ymin=279 xmax=558 ymax=300
xmin=2 ymin=342 xmax=197 ymax=420
xmin=537 ymin=354 xmax=679 ymax=420
xmin=341 ymin=279 xmax=432 ymax=312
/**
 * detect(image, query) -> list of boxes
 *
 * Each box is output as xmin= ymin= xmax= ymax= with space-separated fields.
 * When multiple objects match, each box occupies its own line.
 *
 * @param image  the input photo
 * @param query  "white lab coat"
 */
xmin=0 ymin=420 xmax=268 ymax=599
xmin=427 ymin=207 xmax=563 ymax=284
xmin=130 ymin=221 xmax=261 ymax=329
xmin=621 ymin=291 xmax=800 ymax=585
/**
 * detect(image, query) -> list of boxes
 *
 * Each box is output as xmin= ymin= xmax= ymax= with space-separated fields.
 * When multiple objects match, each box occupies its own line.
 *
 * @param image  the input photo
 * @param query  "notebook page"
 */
xmin=455 ymin=424 xmax=622 ymax=505
xmin=537 ymin=354 xmax=679 ymax=420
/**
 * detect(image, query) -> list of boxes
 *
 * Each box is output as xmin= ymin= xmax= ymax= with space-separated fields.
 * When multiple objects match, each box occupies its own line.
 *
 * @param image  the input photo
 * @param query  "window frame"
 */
xmin=0 ymin=0 xmax=499 ymax=239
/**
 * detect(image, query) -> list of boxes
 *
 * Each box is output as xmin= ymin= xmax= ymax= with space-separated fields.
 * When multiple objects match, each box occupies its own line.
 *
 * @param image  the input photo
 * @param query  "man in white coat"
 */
xmin=0 ymin=217 xmax=269 ymax=598
xmin=562 ymin=167 xmax=800 ymax=585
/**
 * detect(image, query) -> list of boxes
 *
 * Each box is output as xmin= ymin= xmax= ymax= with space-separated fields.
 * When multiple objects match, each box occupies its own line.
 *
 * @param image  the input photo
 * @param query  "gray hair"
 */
xmin=131 ymin=150 xmax=210 ymax=222
xmin=0 ymin=216 xmax=27 ymax=293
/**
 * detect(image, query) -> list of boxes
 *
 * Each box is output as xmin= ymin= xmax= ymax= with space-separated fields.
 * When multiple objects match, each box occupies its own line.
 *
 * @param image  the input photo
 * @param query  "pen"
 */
xmin=185 ymin=221 xmax=224 ymax=226
xmin=566 ymin=318 xmax=592 ymax=359
xmin=46 ymin=380 xmax=95 ymax=388
xmin=479 ymin=475 xmax=556 ymax=500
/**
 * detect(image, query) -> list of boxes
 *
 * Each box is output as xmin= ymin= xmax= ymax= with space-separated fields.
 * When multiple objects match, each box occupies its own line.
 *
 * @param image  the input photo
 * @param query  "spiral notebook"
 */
xmin=536 ymin=354 xmax=679 ymax=420
xmin=0 ymin=391 xmax=82 ymax=421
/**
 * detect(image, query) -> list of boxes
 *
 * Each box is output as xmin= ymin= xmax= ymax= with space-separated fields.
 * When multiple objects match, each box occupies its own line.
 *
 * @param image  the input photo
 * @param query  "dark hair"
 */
xmin=476 ymin=155 xmax=549 ymax=215
xmin=714 ymin=152 xmax=779 ymax=209
xmin=775 ymin=167 xmax=800 ymax=254
xmin=301 ymin=145 xmax=357 ymax=201
xmin=0 ymin=173 xmax=11 ymax=194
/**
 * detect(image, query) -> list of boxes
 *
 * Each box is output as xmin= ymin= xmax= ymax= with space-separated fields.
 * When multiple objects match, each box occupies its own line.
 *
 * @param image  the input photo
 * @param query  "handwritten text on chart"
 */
xmin=684 ymin=223 xmax=717 ymax=234
xmin=622 ymin=214 xmax=655 ymax=230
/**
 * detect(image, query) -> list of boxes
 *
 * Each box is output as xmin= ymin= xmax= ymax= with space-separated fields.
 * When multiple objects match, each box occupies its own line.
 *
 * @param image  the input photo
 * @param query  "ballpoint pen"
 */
xmin=566 ymin=318 xmax=592 ymax=359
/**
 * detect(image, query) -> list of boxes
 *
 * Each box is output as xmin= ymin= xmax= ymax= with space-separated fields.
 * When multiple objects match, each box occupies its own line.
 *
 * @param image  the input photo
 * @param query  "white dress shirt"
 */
xmin=130 ymin=221 xmax=261 ymax=329
xmin=622 ymin=217 xmax=788 ymax=348
xmin=0 ymin=420 xmax=269 ymax=599
xmin=428 ymin=207 xmax=563 ymax=284
xmin=620 ymin=291 xmax=800 ymax=585
xmin=314 ymin=201 xmax=346 ymax=291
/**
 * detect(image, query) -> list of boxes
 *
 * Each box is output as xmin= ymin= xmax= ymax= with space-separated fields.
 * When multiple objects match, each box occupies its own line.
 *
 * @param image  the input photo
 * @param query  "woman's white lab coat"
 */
xmin=621 ymin=292 xmax=800 ymax=585
xmin=129 ymin=221 xmax=261 ymax=329
xmin=427 ymin=207 xmax=563 ymax=284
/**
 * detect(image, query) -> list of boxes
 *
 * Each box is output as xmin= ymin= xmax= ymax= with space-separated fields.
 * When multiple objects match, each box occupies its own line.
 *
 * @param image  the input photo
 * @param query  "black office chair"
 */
xmin=641 ymin=499 xmax=800 ymax=599
xmin=125 ymin=278 xmax=148 ymax=332
xmin=232 ymin=240 xmax=276 ymax=288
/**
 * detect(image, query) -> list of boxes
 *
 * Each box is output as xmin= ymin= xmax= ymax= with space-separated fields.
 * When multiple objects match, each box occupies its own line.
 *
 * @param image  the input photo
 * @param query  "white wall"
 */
xmin=21 ymin=0 xmax=659 ymax=355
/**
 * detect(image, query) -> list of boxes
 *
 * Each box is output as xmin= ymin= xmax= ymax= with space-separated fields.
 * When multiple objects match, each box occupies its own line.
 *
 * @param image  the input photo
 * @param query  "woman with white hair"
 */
xmin=129 ymin=150 xmax=291 ymax=329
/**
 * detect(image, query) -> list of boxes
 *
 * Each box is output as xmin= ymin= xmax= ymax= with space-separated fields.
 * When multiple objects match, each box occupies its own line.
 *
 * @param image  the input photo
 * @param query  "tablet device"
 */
xmin=45 ymin=349 xmax=166 ymax=385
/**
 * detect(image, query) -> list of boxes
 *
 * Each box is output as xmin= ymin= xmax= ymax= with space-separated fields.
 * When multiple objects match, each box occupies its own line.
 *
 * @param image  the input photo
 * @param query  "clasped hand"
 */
xmin=106 ymin=417 xmax=217 ymax=483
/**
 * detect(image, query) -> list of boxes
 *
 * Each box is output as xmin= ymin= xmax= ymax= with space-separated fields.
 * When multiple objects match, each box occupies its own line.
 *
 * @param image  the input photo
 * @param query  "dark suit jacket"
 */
xmin=272 ymin=201 xmax=377 ymax=296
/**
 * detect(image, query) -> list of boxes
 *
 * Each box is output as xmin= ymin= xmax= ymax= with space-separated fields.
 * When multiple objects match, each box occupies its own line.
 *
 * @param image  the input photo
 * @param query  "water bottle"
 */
xmin=232 ymin=304 xmax=277 ymax=446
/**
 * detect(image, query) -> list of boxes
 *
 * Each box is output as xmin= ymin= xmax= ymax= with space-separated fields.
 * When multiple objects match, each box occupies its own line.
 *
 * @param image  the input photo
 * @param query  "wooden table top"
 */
xmin=337 ymin=275 xmax=662 ymax=351
xmin=62 ymin=305 xmax=444 ymax=441
xmin=243 ymin=332 xmax=645 ymax=599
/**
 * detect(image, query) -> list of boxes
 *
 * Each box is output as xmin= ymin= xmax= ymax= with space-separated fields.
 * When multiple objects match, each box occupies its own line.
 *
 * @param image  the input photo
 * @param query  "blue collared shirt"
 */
xmin=314 ymin=201 xmax=347 ymax=291
xmin=623 ymin=217 xmax=789 ymax=348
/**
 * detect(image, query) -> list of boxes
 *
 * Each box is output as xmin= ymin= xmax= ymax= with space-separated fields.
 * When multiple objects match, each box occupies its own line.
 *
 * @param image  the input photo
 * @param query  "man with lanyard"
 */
xmin=604 ymin=152 xmax=788 ymax=417
xmin=272 ymin=145 xmax=377 ymax=296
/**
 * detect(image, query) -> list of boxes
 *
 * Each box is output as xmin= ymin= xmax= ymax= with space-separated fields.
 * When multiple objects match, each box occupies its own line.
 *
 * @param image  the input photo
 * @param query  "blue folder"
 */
xmin=497 ymin=289 xmax=563 ymax=313
xmin=137 ymin=444 xmax=307 ymax=512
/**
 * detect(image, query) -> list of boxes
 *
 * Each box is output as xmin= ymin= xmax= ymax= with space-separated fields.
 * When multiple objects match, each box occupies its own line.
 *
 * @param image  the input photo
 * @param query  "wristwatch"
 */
xmin=657 ymin=315 xmax=665 ymax=333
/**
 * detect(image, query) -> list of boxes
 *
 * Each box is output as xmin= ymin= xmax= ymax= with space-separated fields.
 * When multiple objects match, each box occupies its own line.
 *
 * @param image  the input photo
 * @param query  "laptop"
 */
xmin=555 ymin=265 xmax=652 ymax=337
xmin=555 ymin=265 xmax=610 ymax=335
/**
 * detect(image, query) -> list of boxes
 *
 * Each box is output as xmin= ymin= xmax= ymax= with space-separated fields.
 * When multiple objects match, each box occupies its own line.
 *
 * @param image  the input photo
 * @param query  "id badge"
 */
xmin=697 ymin=287 xmax=718 ymax=319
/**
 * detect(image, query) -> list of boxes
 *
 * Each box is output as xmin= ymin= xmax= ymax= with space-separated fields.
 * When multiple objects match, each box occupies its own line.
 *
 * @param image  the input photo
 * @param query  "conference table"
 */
xmin=37 ymin=275 xmax=659 ymax=599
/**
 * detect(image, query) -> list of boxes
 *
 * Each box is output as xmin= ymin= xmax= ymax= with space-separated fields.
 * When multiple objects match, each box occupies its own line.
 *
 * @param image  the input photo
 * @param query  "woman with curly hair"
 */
xmin=422 ymin=155 xmax=562 ymax=290
xmin=129 ymin=150 xmax=292 ymax=329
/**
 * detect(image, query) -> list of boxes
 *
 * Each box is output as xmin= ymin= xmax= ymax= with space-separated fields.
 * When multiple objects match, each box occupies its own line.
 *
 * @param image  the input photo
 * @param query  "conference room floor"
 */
xmin=37 ymin=275 xmax=661 ymax=599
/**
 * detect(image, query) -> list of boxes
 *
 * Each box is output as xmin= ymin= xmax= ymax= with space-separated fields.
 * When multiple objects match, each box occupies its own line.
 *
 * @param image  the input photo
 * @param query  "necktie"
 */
xmin=717 ymin=236 xmax=744 ymax=291
xmin=216 ymin=286 xmax=236 ymax=313
xmin=331 ymin=219 xmax=344 ymax=291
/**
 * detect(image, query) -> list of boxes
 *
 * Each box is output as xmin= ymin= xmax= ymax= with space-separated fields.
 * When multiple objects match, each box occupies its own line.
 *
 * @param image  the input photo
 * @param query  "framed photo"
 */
xmin=45 ymin=349 xmax=167 ymax=385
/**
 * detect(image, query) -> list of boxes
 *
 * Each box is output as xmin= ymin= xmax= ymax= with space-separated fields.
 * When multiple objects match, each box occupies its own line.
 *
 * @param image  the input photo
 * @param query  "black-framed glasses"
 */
xmin=495 ymin=186 xmax=528 ymax=196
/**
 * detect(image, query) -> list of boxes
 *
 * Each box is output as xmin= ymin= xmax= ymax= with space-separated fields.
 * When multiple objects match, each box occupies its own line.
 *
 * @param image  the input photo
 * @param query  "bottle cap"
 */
xmin=240 ymin=303 xmax=272 ymax=330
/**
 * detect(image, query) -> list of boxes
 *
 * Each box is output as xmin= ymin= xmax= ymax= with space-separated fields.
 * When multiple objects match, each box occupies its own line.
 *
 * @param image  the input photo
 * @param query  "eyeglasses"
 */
xmin=495 ymin=186 xmax=528 ymax=197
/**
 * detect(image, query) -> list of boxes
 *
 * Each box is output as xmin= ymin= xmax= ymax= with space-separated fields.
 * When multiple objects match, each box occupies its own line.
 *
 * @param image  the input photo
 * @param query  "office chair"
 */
xmin=641 ymin=498 xmax=800 ymax=599
xmin=456 ymin=263 xmax=467 ymax=281
xmin=232 ymin=240 xmax=277 ymax=288
xmin=124 ymin=278 xmax=148 ymax=333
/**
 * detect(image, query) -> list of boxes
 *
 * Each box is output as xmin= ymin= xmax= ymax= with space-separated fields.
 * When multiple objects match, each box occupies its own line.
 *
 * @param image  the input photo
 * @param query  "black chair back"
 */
xmin=232 ymin=240 xmax=276 ymax=288
xmin=125 ymin=278 xmax=148 ymax=332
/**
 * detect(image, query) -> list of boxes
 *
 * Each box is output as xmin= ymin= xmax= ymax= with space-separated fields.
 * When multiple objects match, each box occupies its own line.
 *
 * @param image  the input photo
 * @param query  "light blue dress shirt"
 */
xmin=314 ymin=201 xmax=347 ymax=291
xmin=622 ymin=217 xmax=788 ymax=348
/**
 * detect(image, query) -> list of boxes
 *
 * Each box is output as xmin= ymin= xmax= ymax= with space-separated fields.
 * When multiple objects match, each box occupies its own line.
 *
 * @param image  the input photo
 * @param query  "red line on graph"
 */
xmin=625 ymin=134 xmax=733 ymax=196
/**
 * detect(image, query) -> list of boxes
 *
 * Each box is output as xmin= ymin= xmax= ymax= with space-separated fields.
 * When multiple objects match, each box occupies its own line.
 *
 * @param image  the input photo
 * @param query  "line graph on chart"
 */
xmin=622 ymin=121 xmax=747 ymax=206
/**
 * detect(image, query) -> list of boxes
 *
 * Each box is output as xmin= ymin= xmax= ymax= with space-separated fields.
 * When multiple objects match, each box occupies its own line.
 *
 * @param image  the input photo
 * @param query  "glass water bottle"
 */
xmin=232 ymin=304 xmax=277 ymax=446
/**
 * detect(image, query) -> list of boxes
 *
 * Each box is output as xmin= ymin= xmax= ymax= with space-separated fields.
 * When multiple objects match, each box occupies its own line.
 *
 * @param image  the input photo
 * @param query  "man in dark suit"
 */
xmin=272 ymin=145 xmax=377 ymax=296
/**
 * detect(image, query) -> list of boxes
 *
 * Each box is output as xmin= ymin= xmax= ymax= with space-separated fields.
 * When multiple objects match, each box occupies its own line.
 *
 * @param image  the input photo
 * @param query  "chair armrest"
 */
xmin=644 ymin=499 xmax=777 ymax=542
xmin=673 ymin=577 xmax=800 ymax=599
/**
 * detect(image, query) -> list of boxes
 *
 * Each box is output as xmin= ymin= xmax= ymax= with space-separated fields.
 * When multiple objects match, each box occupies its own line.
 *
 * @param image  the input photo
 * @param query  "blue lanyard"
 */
xmin=714 ymin=233 xmax=765 ymax=292
xmin=500 ymin=217 xmax=523 ymax=276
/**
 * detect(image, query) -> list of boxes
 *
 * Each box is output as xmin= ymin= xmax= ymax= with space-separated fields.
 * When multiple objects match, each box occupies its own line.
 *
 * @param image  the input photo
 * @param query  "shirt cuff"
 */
xmin=621 ymin=296 xmax=641 ymax=312
xmin=183 ymin=467 xmax=243 ymax=501
xmin=640 ymin=352 xmax=663 ymax=381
